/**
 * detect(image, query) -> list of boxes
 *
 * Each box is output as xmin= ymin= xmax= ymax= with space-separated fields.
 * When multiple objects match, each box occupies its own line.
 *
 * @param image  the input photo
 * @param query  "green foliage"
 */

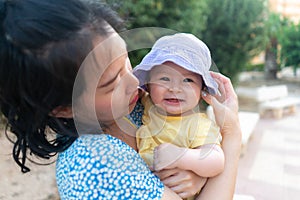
xmin=202 ymin=0 xmax=267 ymax=81
xmin=279 ymin=22 xmax=300 ymax=75
xmin=264 ymin=12 xmax=287 ymax=40
xmin=107 ymin=0 xmax=268 ymax=82
xmin=262 ymin=12 xmax=290 ymax=79
xmin=106 ymin=0 xmax=208 ymax=67
xmin=244 ymin=63 xmax=264 ymax=72
xmin=109 ymin=0 xmax=207 ymax=33
xmin=263 ymin=12 xmax=285 ymax=58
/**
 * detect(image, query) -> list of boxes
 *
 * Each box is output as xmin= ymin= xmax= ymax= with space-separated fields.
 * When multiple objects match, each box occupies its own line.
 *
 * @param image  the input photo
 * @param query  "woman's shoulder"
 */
xmin=57 ymin=134 xmax=139 ymax=165
xmin=56 ymin=134 xmax=164 ymax=199
xmin=56 ymin=134 xmax=153 ymax=175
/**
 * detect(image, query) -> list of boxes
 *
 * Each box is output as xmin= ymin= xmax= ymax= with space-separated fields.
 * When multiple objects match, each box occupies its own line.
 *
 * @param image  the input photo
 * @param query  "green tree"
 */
xmin=279 ymin=22 xmax=300 ymax=76
xmin=263 ymin=13 xmax=281 ymax=79
xmin=107 ymin=0 xmax=208 ymax=67
xmin=202 ymin=0 xmax=267 ymax=82
xmin=263 ymin=12 xmax=290 ymax=79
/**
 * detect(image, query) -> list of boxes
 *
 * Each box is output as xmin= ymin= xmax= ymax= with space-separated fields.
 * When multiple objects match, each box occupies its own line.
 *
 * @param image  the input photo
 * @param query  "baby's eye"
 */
xmin=160 ymin=77 xmax=170 ymax=81
xmin=183 ymin=78 xmax=194 ymax=83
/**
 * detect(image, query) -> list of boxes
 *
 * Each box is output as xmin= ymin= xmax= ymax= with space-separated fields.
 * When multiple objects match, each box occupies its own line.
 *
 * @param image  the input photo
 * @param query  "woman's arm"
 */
xmin=198 ymin=72 xmax=242 ymax=200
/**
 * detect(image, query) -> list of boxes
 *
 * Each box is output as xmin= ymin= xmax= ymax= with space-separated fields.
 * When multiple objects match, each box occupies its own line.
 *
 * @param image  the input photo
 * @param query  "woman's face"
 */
xmin=95 ymin=35 xmax=139 ymax=124
xmin=75 ymin=31 xmax=139 ymax=128
xmin=95 ymin=53 xmax=139 ymax=124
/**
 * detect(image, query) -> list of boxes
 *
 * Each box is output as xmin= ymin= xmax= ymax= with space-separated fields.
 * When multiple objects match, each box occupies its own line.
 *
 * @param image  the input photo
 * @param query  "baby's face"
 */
xmin=148 ymin=61 xmax=203 ymax=116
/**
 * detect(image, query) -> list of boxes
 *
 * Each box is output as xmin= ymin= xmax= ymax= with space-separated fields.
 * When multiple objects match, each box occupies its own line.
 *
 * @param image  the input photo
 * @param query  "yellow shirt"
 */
xmin=136 ymin=94 xmax=221 ymax=168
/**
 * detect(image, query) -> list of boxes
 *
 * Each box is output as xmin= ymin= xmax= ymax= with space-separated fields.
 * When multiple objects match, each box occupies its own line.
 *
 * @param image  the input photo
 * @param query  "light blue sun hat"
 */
xmin=133 ymin=33 xmax=218 ymax=95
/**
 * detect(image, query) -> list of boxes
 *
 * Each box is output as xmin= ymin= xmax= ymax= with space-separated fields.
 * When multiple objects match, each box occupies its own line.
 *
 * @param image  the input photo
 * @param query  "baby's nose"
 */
xmin=168 ymin=86 xmax=182 ymax=93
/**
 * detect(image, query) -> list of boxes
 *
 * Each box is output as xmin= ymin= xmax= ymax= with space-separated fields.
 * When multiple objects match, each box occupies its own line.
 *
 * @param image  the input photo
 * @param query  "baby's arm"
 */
xmin=154 ymin=143 xmax=224 ymax=177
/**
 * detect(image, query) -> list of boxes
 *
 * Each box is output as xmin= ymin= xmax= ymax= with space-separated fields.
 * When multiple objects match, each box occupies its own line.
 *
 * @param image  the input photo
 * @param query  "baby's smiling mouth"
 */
xmin=164 ymin=98 xmax=184 ymax=103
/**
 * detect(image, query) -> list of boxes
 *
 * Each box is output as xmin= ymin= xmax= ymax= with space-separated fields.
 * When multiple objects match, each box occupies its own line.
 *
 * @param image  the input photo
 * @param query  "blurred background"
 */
xmin=1 ymin=0 xmax=300 ymax=199
xmin=108 ymin=0 xmax=300 ymax=84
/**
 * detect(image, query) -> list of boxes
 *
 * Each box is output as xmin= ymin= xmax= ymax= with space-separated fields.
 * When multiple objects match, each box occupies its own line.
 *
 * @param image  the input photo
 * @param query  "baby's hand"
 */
xmin=153 ymin=143 xmax=185 ymax=171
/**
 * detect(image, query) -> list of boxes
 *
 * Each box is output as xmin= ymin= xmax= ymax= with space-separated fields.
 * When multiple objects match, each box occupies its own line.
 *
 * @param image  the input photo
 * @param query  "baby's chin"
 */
xmin=156 ymin=107 xmax=182 ymax=116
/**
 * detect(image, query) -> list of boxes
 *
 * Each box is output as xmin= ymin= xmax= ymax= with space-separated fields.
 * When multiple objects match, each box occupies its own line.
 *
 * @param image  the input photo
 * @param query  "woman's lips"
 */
xmin=129 ymin=93 xmax=139 ymax=105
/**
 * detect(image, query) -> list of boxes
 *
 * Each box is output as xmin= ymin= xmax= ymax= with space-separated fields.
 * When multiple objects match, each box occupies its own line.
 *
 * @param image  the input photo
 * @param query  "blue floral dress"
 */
xmin=56 ymin=101 xmax=164 ymax=199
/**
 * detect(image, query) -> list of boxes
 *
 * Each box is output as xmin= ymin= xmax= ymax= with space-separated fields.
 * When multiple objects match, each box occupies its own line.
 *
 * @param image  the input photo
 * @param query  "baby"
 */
xmin=133 ymin=33 xmax=224 ymax=188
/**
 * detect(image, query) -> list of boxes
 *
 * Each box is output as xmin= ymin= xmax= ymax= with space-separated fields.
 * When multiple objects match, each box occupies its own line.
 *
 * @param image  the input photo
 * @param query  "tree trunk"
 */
xmin=293 ymin=65 xmax=298 ymax=77
xmin=264 ymin=38 xmax=278 ymax=79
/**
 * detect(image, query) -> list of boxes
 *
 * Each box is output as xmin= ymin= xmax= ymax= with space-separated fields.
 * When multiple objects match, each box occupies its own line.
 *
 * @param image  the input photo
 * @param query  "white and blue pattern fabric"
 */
xmin=56 ymin=102 xmax=164 ymax=199
xmin=127 ymin=100 xmax=144 ymax=128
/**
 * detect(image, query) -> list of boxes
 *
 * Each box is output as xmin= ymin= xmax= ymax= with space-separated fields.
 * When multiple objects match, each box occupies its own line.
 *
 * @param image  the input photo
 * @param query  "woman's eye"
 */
xmin=183 ymin=78 xmax=194 ymax=83
xmin=160 ymin=77 xmax=170 ymax=81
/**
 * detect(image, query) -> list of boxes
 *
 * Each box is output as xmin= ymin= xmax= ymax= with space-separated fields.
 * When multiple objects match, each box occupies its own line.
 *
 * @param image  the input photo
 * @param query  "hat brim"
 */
xmin=133 ymin=51 xmax=218 ymax=95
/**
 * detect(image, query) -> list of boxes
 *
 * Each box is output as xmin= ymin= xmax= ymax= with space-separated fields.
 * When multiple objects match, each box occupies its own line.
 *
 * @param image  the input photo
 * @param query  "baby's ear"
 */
xmin=50 ymin=106 xmax=73 ymax=118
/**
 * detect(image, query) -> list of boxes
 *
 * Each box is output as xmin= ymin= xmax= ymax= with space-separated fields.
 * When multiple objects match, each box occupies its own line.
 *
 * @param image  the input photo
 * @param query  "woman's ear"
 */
xmin=50 ymin=106 xmax=73 ymax=118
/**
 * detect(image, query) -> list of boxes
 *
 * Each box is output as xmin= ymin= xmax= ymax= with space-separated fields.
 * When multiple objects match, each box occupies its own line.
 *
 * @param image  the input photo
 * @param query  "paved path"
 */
xmin=235 ymin=106 xmax=300 ymax=200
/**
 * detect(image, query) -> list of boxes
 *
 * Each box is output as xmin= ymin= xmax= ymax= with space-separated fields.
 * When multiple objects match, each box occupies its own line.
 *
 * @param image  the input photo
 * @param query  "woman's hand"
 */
xmin=202 ymin=72 xmax=240 ymax=137
xmin=155 ymin=168 xmax=207 ymax=199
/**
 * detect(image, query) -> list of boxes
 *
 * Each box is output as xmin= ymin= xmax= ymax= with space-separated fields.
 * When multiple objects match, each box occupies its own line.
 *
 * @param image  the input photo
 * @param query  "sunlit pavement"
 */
xmin=235 ymin=107 xmax=300 ymax=200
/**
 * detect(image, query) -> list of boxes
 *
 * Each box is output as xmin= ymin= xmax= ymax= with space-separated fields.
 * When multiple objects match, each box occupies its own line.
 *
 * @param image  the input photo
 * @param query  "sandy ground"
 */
xmin=0 ymin=132 xmax=59 ymax=200
xmin=0 ymin=71 xmax=299 ymax=200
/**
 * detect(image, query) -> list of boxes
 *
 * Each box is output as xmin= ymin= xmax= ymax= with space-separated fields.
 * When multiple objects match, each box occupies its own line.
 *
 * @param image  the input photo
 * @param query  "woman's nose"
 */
xmin=125 ymin=72 xmax=139 ymax=93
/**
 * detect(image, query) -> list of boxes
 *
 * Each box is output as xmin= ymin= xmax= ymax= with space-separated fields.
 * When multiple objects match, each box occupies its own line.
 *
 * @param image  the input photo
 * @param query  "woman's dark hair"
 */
xmin=0 ymin=0 xmax=124 ymax=173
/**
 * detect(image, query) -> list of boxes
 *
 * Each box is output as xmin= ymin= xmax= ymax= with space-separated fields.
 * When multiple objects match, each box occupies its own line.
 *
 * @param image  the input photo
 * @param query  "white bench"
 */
xmin=206 ymin=106 xmax=259 ymax=156
xmin=236 ymin=85 xmax=300 ymax=119
xmin=259 ymin=97 xmax=300 ymax=119
xmin=238 ymin=112 xmax=260 ymax=155
xmin=236 ymin=85 xmax=288 ymax=102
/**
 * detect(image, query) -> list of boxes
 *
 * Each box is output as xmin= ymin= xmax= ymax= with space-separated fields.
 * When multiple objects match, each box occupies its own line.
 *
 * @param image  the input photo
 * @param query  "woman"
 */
xmin=0 ymin=0 xmax=241 ymax=199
